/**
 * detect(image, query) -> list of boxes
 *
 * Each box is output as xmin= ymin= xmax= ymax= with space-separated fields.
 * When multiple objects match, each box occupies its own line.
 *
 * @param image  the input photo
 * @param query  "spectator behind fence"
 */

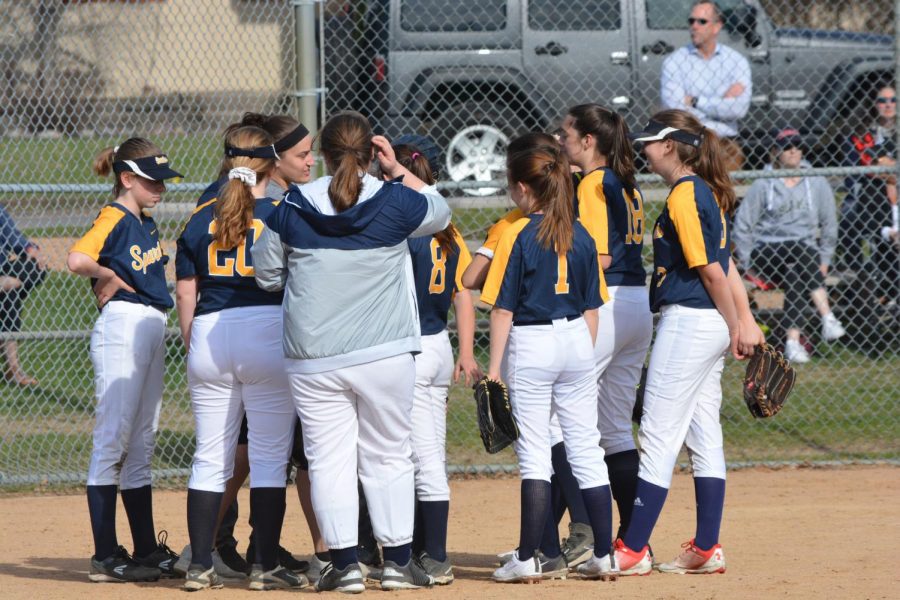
xmin=733 ymin=128 xmax=844 ymax=364
xmin=0 ymin=204 xmax=47 ymax=386
xmin=660 ymin=1 xmax=750 ymax=170
xmin=840 ymin=85 xmax=899 ymax=301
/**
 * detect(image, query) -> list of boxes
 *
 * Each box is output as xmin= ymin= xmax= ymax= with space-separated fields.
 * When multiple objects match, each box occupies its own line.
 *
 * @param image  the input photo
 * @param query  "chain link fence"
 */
xmin=0 ymin=0 xmax=897 ymax=488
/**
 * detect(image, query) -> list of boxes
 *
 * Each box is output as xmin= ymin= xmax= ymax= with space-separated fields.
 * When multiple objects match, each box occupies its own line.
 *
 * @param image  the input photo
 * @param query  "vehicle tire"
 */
xmin=430 ymin=101 xmax=529 ymax=197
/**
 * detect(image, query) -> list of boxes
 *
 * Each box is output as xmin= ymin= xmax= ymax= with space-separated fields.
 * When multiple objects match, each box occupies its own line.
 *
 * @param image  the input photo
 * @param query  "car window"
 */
xmin=400 ymin=0 xmax=507 ymax=32
xmin=646 ymin=0 xmax=746 ymax=30
xmin=528 ymin=0 xmax=621 ymax=31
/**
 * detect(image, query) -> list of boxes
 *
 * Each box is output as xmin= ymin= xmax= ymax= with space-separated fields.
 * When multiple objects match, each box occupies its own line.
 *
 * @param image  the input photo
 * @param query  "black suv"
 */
xmin=325 ymin=0 xmax=893 ymax=193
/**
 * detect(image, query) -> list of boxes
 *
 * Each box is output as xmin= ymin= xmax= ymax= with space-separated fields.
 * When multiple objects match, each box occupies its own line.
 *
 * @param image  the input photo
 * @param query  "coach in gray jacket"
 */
xmin=732 ymin=128 xmax=843 ymax=363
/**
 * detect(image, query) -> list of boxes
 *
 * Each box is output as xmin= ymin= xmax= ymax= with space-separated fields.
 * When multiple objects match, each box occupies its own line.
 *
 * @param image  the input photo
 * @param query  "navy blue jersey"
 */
xmin=70 ymin=202 xmax=173 ymax=310
xmin=176 ymin=197 xmax=283 ymax=316
xmin=408 ymin=228 xmax=472 ymax=335
xmin=481 ymin=214 xmax=602 ymax=322
xmin=650 ymin=176 xmax=731 ymax=312
xmin=577 ymin=168 xmax=647 ymax=287
xmin=197 ymin=177 xmax=226 ymax=206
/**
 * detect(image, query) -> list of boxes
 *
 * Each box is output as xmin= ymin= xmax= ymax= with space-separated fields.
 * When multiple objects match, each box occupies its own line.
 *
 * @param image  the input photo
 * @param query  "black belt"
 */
xmin=513 ymin=314 xmax=580 ymax=327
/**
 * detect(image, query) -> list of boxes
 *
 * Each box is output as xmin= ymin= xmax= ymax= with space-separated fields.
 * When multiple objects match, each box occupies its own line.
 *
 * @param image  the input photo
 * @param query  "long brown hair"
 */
xmin=214 ymin=126 xmax=275 ymax=250
xmin=652 ymin=109 xmax=736 ymax=214
xmin=507 ymin=138 xmax=575 ymax=254
xmin=320 ymin=111 xmax=373 ymax=213
xmin=93 ymin=138 xmax=163 ymax=197
xmin=393 ymin=143 xmax=461 ymax=255
xmin=567 ymin=103 xmax=637 ymax=193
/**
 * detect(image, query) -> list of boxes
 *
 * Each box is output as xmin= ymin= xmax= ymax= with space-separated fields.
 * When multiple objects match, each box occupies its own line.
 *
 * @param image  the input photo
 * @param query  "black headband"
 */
xmin=225 ymin=144 xmax=280 ymax=160
xmin=274 ymin=123 xmax=310 ymax=152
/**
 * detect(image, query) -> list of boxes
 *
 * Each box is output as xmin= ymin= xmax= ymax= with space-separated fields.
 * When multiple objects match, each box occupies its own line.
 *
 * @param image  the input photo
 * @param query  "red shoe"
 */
xmin=612 ymin=538 xmax=652 ymax=576
xmin=657 ymin=539 xmax=726 ymax=574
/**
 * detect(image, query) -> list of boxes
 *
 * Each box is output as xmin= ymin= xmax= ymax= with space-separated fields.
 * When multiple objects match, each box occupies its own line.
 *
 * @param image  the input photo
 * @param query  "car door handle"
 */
xmin=610 ymin=51 xmax=630 ymax=66
xmin=535 ymin=41 xmax=568 ymax=56
xmin=641 ymin=40 xmax=675 ymax=55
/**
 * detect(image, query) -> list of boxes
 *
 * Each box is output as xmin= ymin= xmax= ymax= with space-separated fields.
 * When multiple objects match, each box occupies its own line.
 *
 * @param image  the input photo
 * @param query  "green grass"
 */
xmin=0 ymin=135 xmax=221 ymax=185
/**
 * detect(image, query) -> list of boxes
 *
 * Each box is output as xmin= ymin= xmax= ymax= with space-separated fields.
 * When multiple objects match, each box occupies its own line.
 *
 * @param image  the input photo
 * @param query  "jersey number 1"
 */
xmin=555 ymin=254 xmax=569 ymax=294
xmin=208 ymin=219 xmax=264 ymax=277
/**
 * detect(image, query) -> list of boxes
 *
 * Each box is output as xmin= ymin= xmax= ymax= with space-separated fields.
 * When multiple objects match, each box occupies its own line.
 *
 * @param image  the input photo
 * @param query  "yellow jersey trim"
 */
xmin=577 ymin=169 xmax=610 ymax=255
xmin=70 ymin=205 xmax=127 ymax=261
xmin=452 ymin=228 xmax=473 ymax=292
xmin=668 ymin=181 xmax=711 ymax=268
xmin=480 ymin=217 xmax=530 ymax=306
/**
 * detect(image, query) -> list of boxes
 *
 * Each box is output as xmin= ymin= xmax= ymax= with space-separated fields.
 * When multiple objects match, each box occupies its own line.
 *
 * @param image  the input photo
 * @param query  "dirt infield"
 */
xmin=1 ymin=466 xmax=895 ymax=599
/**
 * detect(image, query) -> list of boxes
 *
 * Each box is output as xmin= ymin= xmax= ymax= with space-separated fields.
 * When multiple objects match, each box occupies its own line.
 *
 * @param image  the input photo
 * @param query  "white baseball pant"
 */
xmin=411 ymin=331 xmax=452 ymax=501
xmin=288 ymin=353 xmax=416 ymax=550
xmin=594 ymin=286 xmax=653 ymax=455
xmin=87 ymin=301 xmax=166 ymax=489
xmin=503 ymin=317 xmax=609 ymax=488
xmin=187 ymin=306 xmax=295 ymax=492
xmin=637 ymin=305 xmax=729 ymax=489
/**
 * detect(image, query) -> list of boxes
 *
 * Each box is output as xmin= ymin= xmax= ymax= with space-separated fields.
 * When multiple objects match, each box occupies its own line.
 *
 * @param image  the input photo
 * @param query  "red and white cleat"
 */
xmin=657 ymin=539 xmax=726 ymax=574
xmin=612 ymin=538 xmax=652 ymax=576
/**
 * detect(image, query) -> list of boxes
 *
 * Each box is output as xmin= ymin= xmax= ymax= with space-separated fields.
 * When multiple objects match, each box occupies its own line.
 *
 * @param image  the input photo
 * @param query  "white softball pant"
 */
xmin=638 ymin=305 xmax=729 ymax=489
xmin=87 ymin=301 xmax=166 ymax=489
xmin=411 ymin=331 xmax=452 ymax=501
xmin=187 ymin=306 xmax=295 ymax=492
xmin=288 ymin=353 xmax=416 ymax=549
xmin=504 ymin=317 xmax=609 ymax=488
xmin=594 ymin=286 xmax=653 ymax=455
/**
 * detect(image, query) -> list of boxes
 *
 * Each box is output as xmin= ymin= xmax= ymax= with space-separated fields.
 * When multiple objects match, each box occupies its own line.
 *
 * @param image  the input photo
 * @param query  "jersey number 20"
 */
xmin=208 ymin=219 xmax=264 ymax=277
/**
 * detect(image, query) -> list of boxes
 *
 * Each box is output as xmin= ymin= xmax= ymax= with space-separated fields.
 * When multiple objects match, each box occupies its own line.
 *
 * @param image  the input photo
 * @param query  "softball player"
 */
xmin=175 ymin=126 xmax=305 ymax=591
xmin=177 ymin=112 xmax=318 ymax=580
xmin=390 ymin=141 xmax=480 ymax=584
xmin=613 ymin=111 xmax=764 ymax=576
xmin=67 ymin=138 xmax=182 ymax=583
xmin=560 ymin=104 xmax=652 ymax=540
xmin=251 ymin=111 xmax=449 ymax=593
xmin=483 ymin=138 xmax=617 ymax=583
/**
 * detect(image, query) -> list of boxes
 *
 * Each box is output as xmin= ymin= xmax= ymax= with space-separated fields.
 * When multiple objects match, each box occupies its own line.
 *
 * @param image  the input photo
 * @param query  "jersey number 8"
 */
xmin=208 ymin=219 xmax=265 ymax=278
xmin=624 ymin=190 xmax=644 ymax=245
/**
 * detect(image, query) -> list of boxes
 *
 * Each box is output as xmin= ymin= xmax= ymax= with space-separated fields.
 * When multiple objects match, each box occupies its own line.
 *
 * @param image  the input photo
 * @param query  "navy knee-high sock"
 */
xmin=540 ymin=498 xmax=561 ymax=558
xmin=550 ymin=442 xmax=590 ymax=525
xmin=419 ymin=500 xmax=449 ymax=562
xmin=604 ymin=449 xmax=640 ymax=539
xmin=517 ymin=479 xmax=552 ymax=562
xmin=250 ymin=487 xmax=286 ymax=570
xmin=382 ymin=543 xmax=412 ymax=566
xmin=330 ymin=546 xmax=358 ymax=571
xmin=87 ymin=484 xmax=119 ymax=560
xmin=187 ymin=488 xmax=224 ymax=569
xmin=411 ymin=499 xmax=424 ymax=556
xmin=120 ymin=485 xmax=156 ymax=557
xmin=693 ymin=477 xmax=726 ymax=550
xmin=622 ymin=478 xmax=668 ymax=551
xmin=549 ymin=475 xmax=566 ymax=524
xmin=580 ymin=485 xmax=613 ymax=558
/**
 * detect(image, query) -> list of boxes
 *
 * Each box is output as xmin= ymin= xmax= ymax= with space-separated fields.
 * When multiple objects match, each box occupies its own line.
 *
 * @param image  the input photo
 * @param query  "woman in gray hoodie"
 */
xmin=733 ymin=128 xmax=843 ymax=363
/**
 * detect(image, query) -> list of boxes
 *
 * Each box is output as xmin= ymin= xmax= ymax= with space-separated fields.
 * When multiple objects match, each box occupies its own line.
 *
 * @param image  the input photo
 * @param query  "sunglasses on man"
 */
xmin=688 ymin=17 xmax=712 ymax=25
xmin=876 ymin=97 xmax=897 ymax=104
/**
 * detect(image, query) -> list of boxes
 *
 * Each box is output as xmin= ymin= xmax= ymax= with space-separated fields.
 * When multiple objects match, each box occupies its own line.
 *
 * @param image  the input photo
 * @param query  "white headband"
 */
xmin=228 ymin=167 xmax=257 ymax=187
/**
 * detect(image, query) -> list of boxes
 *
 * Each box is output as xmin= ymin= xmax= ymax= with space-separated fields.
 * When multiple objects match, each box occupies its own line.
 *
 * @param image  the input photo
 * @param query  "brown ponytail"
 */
xmin=507 ymin=138 xmax=575 ymax=254
xmin=92 ymin=137 xmax=163 ymax=197
xmin=320 ymin=111 xmax=373 ymax=213
xmin=392 ymin=142 xmax=460 ymax=254
xmin=567 ymin=104 xmax=637 ymax=193
xmin=214 ymin=126 xmax=275 ymax=250
xmin=651 ymin=109 xmax=736 ymax=214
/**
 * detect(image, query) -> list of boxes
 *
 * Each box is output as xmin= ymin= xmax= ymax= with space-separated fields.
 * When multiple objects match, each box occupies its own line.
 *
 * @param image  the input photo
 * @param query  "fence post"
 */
xmin=293 ymin=0 xmax=321 ymax=141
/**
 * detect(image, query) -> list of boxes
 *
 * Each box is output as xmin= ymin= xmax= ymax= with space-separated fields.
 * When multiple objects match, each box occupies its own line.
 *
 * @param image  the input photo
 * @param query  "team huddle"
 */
xmin=66 ymin=98 xmax=765 ymax=591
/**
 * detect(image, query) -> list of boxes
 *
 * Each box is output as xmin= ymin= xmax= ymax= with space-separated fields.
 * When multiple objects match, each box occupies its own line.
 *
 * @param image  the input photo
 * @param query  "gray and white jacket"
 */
xmin=251 ymin=175 xmax=450 ymax=373
xmin=733 ymin=161 xmax=838 ymax=267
